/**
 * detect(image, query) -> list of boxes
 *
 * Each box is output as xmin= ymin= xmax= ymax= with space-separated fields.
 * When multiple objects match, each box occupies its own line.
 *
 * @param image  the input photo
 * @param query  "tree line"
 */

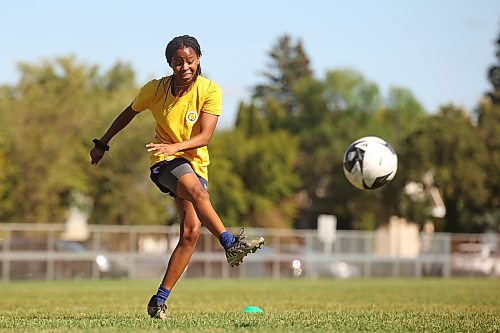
xmin=0 ymin=33 xmax=498 ymax=233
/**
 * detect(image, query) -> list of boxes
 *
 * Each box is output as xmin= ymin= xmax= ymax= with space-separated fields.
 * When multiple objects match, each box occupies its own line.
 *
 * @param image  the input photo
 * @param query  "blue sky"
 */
xmin=2 ymin=0 xmax=499 ymax=128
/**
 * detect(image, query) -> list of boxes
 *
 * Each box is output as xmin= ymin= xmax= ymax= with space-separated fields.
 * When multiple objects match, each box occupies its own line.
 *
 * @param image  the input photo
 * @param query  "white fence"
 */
xmin=0 ymin=223 xmax=498 ymax=281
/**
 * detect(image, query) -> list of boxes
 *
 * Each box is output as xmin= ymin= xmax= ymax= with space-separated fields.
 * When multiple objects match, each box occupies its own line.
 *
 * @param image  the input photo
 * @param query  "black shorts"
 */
xmin=150 ymin=158 xmax=208 ymax=197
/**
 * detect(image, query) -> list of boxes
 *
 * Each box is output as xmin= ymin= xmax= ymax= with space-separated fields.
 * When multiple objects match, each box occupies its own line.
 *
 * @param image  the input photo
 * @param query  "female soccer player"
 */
xmin=89 ymin=35 xmax=264 ymax=320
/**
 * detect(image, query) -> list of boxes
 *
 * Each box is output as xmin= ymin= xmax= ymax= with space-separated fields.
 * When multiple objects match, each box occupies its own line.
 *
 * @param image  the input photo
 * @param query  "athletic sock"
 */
xmin=219 ymin=231 xmax=236 ymax=250
xmin=155 ymin=285 xmax=171 ymax=304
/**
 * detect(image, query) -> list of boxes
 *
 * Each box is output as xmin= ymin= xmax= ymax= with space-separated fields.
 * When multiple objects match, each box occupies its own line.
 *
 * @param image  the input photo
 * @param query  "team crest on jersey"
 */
xmin=186 ymin=111 xmax=198 ymax=124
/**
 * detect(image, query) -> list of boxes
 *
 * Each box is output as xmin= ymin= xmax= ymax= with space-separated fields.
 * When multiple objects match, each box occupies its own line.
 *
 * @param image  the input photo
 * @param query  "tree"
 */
xmin=472 ymin=27 xmax=500 ymax=231
xmin=231 ymin=34 xmax=312 ymax=227
xmin=293 ymin=70 xmax=391 ymax=230
xmin=400 ymin=105 xmax=489 ymax=232
xmin=0 ymin=57 xmax=170 ymax=225
xmin=234 ymin=101 xmax=270 ymax=136
xmin=238 ymin=36 xmax=424 ymax=230
xmin=209 ymin=129 xmax=301 ymax=228
xmin=375 ymin=87 xmax=427 ymax=146
xmin=486 ymin=32 xmax=500 ymax=104
xmin=324 ymin=69 xmax=382 ymax=114
xmin=252 ymin=35 xmax=313 ymax=123
xmin=1 ymin=57 xmax=98 ymax=222
xmin=0 ymin=85 xmax=14 ymax=219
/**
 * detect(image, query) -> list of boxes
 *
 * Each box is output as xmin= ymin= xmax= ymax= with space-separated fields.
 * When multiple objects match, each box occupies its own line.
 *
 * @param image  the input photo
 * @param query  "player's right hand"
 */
xmin=90 ymin=147 xmax=105 ymax=165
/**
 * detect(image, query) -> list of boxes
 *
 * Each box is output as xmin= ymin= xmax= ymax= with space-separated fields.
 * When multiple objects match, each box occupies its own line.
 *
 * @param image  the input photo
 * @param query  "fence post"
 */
xmin=333 ymin=232 xmax=341 ymax=257
xmin=415 ymin=234 xmax=422 ymax=278
xmin=46 ymin=228 xmax=55 ymax=281
xmin=91 ymin=230 xmax=100 ymax=280
xmin=443 ymin=233 xmax=451 ymax=277
xmin=1 ymin=225 xmax=10 ymax=282
xmin=393 ymin=227 xmax=401 ymax=278
xmin=128 ymin=228 xmax=137 ymax=279
xmin=364 ymin=233 xmax=372 ymax=278
xmin=272 ymin=234 xmax=281 ymax=279
xmin=204 ymin=233 xmax=212 ymax=279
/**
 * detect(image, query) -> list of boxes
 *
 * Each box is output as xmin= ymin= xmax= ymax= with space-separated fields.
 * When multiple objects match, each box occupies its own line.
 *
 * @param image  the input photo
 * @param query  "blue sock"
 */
xmin=219 ymin=231 xmax=235 ymax=250
xmin=155 ymin=285 xmax=170 ymax=304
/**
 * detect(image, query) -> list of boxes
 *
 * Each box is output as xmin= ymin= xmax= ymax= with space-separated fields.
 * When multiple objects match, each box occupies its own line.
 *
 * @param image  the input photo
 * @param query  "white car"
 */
xmin=451 ymin=243 xmax=500 ymax=277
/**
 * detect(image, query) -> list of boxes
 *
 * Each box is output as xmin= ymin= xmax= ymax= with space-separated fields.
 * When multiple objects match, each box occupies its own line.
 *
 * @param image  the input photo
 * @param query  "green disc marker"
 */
xmin=243 ymin=306 xmax=264 ymax=313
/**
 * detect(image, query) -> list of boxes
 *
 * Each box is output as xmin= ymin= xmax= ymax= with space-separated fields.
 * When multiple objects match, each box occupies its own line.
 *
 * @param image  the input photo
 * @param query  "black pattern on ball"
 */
xmin=343 ymin=147 xmax=365 ymax=172
xmin=363 ymin=173 xmax=393 ymax=190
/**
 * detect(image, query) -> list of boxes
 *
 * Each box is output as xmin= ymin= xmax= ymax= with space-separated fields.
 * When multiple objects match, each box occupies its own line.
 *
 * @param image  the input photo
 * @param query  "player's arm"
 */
xmin=90 ymin=105 xmax=138 ymax=165
xmin=146 ymin=112 xmax=218 ymax=157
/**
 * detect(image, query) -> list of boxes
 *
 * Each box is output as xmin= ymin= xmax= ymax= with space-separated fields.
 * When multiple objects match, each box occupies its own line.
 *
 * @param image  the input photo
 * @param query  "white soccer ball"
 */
xmin=343 ymin=136 xmax=398 ymax=190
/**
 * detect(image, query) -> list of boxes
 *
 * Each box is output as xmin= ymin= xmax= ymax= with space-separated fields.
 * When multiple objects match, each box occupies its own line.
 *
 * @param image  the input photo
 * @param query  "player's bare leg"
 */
xmin=175 ymin=173 xmax=225 ymax=237
xmin=162 ymin=198 xmax=200 ymax=289
xmin=176 ymin=173 xmax=264 ymax=266
xmin=147 ymin=198 xmax=200 ymax=320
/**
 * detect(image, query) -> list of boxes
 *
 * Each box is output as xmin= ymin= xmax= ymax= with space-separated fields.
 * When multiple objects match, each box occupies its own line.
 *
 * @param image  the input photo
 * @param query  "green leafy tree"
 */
xmin=234 ymin=101 xmax=270 ymax=136
xmin=400 ymin=106 xmax=489 ymax=232
xmin=238 ymin=36 xmax=418 ymax=230
xmin=324 ymin=69 xmax=382 ymax=114
xmin=293 ymin=70 xmax=393 ymax=230
xmin=210 ymin=129 xmax=301 ymax=228
xmin=473 ymin=101 xmax=499 ymax=230
xmin=1 ymin=57 xmax=96 ymax=222
xmin=254 ymin=35 xmax=313 ymax=115
xmin=202 ymin=130 xmax=250 ymax=227
xmin=472 ymin=28 xmax=500 ymax=231
xmin=231 ymin=34 xmax=312 ymax=227
xmin=0 ymin=57 xmax=170 ymax=224
xmin=0 ymin=85 xmax=14 ymax=219
xmin=486 ymin=32 xmax=500 ymax=104
xmin=376 ymin=87 xmax=427 ymax=146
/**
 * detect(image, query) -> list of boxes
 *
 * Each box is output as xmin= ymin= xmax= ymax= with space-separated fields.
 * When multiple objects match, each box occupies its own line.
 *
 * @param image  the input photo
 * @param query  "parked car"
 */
xmin=294 ymin=258 xmax=361 ymax=279
xmin=5 ymin=238 xmax=128 ymax=280
xmin=451 ymin=243 xmax=500 ymax=277
xmin=253 ymin=245 xmax=361 ymax=279
xmin=55 ymin=240 xmax=129 ymax=279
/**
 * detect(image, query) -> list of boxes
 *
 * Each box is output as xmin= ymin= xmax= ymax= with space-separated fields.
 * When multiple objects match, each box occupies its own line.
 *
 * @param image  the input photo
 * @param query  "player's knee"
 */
xmin=191 ymin=186 xmax=210 ymax=203
xmin=180 ymin=226 xmax=200 ymax=246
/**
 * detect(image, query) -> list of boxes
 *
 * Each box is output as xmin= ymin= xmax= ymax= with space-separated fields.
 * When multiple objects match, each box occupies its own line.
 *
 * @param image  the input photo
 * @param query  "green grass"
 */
xmin=0 ymin=279 xmax=499 ymax=332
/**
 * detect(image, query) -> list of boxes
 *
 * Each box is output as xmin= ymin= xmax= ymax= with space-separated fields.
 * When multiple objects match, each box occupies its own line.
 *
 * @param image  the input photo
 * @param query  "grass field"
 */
xmin=0 ymin=278 xmax=498 ymax=332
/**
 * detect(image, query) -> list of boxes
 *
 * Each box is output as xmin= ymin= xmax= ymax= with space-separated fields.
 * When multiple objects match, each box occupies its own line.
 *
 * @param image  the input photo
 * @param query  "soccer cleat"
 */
xmin=147 ymin=295 xmax=168 ymax=320
xmin=225 ymin=228 xmax=265 ymax=267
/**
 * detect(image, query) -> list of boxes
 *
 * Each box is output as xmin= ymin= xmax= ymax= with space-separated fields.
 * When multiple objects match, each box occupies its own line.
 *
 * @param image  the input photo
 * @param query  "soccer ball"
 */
xmin=343 ymin=136 xmax=398 ymax=190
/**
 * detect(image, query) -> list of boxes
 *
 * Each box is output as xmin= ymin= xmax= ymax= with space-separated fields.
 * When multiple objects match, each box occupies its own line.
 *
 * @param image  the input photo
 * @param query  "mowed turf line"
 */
xmin=0 ymin=279 xmax=498 ymax=332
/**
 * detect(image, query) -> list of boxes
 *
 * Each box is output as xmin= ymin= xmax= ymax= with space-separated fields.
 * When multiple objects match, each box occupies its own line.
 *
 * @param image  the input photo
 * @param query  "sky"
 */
xmin=2 ymin=0 xmax=499 ymax=128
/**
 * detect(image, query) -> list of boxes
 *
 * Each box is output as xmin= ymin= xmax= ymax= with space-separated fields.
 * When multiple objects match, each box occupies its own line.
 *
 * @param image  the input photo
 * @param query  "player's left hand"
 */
xmin=146 ymin=143 xmax=180 ymax=157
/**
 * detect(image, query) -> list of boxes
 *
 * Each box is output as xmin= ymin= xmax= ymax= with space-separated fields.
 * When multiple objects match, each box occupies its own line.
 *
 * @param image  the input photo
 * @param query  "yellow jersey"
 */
xmin=131 ymin=75 xmax=222 ymax=181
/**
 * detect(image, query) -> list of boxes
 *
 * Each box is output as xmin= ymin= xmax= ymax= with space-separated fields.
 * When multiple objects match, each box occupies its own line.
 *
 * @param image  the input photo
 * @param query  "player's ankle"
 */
xmin=219 ymin=231 xmax=235 ymax=250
